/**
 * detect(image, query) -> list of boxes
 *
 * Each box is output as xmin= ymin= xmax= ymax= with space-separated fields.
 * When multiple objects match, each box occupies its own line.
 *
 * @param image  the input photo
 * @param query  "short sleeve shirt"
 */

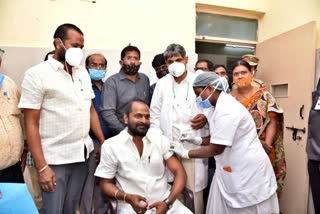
xmin=18 ymin=58 xmax=94 ymax=164
xmin=95 ymin=128 xmax=173 ymax=212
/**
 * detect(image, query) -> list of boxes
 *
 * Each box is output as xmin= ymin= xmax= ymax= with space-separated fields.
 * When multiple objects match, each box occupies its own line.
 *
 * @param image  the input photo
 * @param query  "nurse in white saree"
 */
xmin=170 ymin=72 xmax=279 ymax=214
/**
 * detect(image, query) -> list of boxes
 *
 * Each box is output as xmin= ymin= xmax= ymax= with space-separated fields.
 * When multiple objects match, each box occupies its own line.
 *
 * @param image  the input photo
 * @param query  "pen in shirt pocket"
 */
xmin=148 ymin=156 xmax=151 ymax=164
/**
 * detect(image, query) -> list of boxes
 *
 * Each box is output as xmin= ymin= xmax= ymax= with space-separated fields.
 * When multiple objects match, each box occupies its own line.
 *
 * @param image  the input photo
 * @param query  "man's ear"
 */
xmin=207 ymin=84 xmax=214 ymax=92
xmin=54 ymin=38 xmax=60 ymax=48
xmin=184 ymin=56 xmax=189 ymax=65
xmin=119 ymin=60 xmax=123 ymax=67
xmin=124 ymin=114 xmax=128 ymax=125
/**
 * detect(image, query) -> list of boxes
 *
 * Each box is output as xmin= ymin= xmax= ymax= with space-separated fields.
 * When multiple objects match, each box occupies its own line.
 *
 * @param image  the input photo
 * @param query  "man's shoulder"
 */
xmin=25 ymin=61 xmax=51 ymax=76
xmin=138 ymin=72 xmax=149 ymax=79
xmin=156 ymin=74 xmax=171 ymax=86
xmin=147 ymin=128 xmax=169 ymax=144
xmin=252 ymin=78 xmax=267 ymax=88
xmin=104 ymin=130 xmax=128 ymax=146
xmin=2 ymin=74 xmax=19 ymax=92
xmin=105 ymin=72 xmax=121 ymax=84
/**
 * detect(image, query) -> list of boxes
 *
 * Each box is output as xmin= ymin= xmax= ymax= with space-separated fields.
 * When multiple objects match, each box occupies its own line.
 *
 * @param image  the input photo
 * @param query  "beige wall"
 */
xmin=1 ymin=0 xmax=319 ymax=50
xmin=196 ymin=0 xmax=320 ymax=47
xmin=0 ymin=0 xmax=196 ymax=53
xmin=259 ymin=0 xmax=320 ymax=47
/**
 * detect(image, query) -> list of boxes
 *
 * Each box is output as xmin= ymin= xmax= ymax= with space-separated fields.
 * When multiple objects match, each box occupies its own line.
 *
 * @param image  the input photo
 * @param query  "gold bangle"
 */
xmin=114 ymin=189 xmax=120 ymax=200
xmin=38 ymin=164 xmax=49 ymax=173
xmin=124 ymin=192 xmax=127 ymax=202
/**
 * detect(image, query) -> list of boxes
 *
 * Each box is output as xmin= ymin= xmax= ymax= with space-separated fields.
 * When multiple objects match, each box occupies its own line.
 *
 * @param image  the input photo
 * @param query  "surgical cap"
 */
xmin=193 ymin=72 xmax=229 ymax=93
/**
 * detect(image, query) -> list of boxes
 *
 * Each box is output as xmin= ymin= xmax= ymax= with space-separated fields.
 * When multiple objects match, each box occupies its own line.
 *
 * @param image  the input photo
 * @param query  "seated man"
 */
xmin=95 ymin=100 xmax=192 ymax=214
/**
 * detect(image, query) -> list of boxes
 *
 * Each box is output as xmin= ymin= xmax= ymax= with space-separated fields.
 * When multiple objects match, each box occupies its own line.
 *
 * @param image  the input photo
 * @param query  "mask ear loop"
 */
xmin=58 ymin=38 xmax=70 ymax=73
xmin=211 ymin=77 xmax=229 ymax=93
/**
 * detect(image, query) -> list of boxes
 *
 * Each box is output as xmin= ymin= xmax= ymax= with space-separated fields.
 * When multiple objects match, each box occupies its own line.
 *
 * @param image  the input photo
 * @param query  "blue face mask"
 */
xmin=0 ymin=73 xmax=5 ymax=89
xmin=196 ymin=87 xmax=213 ymax=109
xmin=88 ymin=68 xmax=106 ymax=80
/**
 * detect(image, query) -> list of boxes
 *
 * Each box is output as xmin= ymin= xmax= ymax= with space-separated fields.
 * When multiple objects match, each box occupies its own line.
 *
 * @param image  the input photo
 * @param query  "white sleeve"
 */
xmin=191 ymin=100 xmax=210 ymax=137
xmin=150 ymin=81 xmax=162 ymax=128
xmin=161 ymin=135 xmax=173 ymax=160
xmin=18 ymin=70 xmax=44 ymax=109
xmin=94 ymin=142 xmax=117 ymax=179
xmin=210 ymin=112 xmax=240 ymax=147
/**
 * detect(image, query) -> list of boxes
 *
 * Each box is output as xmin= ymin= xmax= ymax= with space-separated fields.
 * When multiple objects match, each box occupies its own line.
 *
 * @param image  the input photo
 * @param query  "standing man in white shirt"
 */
xmin=150 ymin=43 xmax=208 ymax=214
xmin=95 ymin=100 xmax=192 ymax=214
xmin=19 ymin=23 xmax=105 ymax=214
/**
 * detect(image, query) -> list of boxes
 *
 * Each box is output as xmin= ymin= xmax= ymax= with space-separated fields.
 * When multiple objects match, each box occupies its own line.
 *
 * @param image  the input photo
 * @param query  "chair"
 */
xmin=105 ymin=187 xmax=194 ymax=214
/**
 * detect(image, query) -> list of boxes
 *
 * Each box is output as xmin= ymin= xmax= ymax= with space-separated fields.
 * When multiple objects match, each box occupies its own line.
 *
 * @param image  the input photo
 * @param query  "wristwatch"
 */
xmin=163 ymin=198 xmax=173 ymax=210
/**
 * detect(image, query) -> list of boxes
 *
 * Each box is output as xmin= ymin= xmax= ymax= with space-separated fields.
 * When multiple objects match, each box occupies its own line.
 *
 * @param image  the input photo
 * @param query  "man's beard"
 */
xmin=57 ymin=48 xmax=66 ymax=62
xmin=128 ymin=122 xmax=150 ymax=137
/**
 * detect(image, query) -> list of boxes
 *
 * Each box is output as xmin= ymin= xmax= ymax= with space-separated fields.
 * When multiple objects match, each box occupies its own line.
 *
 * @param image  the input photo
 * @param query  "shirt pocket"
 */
xmin=148 ymin=155 xmax=165 ymax=178
xmin=219 ymin=168 xmax=244 ymax=193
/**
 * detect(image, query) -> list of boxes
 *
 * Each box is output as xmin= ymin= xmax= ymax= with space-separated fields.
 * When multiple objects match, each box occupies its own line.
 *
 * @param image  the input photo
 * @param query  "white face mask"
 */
xmin=65 ymin=48 xmax=83 ymax=67
xmin=168 ymin=62 xmax=186 ymax=77
xmin=59 ymin=39 xmax=84 ymax=67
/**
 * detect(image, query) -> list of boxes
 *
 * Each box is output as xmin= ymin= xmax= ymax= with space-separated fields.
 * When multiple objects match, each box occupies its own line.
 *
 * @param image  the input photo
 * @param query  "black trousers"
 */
xmin=0 ymin=161 xmax=24 ymax=183
xmin=308 ymin=159 xmax=320 ymax=214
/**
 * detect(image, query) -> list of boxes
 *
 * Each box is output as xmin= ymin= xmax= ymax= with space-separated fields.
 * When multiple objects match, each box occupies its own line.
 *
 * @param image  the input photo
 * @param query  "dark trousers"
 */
xmin=0 ymin=161 xmax=24 ymax=183
xmin=308 ymin=159 xmax=320 ymax=214
xmin=203 ymin=157 xmax=216 ymax=209
xmin=41 ymin=161 xmax=88 ymax=214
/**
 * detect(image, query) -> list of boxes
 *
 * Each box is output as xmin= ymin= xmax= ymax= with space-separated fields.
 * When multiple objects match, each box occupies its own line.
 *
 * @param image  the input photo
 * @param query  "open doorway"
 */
xmin=195 ymin=41 xmax=255 ymax=83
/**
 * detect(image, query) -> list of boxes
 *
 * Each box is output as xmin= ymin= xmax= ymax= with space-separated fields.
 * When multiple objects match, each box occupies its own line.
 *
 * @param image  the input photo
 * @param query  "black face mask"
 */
xmin=156 ymin=70 xmax=169 ymax=79
xmin=121 ymin=64 xmax=140 ymax=75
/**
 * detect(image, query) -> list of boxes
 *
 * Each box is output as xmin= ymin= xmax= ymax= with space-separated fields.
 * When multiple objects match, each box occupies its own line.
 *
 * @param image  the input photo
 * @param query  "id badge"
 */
xmin=315 ymin=97 xmax=320 ymax=110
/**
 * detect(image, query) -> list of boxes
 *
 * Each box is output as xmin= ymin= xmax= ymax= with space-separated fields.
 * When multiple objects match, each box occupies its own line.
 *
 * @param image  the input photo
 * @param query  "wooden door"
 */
xmin=256 ymin=21 xmax=317 ymax=214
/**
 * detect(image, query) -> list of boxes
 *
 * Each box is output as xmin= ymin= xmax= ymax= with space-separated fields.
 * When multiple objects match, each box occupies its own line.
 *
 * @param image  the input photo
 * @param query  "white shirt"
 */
xmin=150 ymin=72 xmax=208 ymax=192
xmin=95 ymin=128 xmax=173 ymax=213
xmin=209 ymin=92 xmax=277 ymax=208
xmin=18 ymin=58 xmax=94 ymax=165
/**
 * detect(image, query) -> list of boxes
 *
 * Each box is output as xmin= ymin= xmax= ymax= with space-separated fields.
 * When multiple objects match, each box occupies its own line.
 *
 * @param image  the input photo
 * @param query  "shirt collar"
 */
xmin=0 ymin=73 xmax=5 ymax=89
xmin=119 ymin=70 xmax=141 ymax=81
xmin=48 ymin=57 xmax=64 ymax=72
xmin=120 ymin=128 xmax=151 ymax=144
xmin=48 ymin=57 xmax=82 ymax=72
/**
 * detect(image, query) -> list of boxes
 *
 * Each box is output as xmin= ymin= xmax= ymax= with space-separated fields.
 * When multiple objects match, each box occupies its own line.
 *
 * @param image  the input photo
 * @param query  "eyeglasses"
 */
xmin=123 ymin=56 xmax=140 ymax=62
xmin=195 ymin=67 xmax=209 ymax=71
xmin=88 ymin=63 xmax=106 ymax=69
xmin=155 ymin=65 xmax=168 ymax=72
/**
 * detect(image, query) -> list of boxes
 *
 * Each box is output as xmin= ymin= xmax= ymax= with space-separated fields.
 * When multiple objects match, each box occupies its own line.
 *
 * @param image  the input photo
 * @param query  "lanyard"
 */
xmin=172 ymin=81 xmax=189 ymax=101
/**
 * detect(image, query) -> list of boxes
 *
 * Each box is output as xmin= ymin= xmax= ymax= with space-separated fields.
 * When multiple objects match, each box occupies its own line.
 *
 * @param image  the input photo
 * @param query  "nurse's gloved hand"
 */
xmin=169 ymin=141 xmax=189 ymax=159
xmin=180 ymin=131 xmax=203 ymax=145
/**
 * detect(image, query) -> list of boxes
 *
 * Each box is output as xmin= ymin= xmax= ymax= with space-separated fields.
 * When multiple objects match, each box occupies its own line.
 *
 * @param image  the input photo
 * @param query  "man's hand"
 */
xmin=180 ymin=130 xmax=203 ymax=145
xmin=169 ymin=141 xmax=189 ymax=159
xmin=148 ymin=201 xmax=168 ymax=214
xmin=38 ymin=166 xmax=56 ymax=192
xmin=191 ymin=114 xmax=207 ymax=129
xmin=96 ymin=145 xmax=102 ymax=163
xmin=126 ymin=193 xmax=148 ymax=214
xmin=21 ymin=150 xmax=28 ymax=173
